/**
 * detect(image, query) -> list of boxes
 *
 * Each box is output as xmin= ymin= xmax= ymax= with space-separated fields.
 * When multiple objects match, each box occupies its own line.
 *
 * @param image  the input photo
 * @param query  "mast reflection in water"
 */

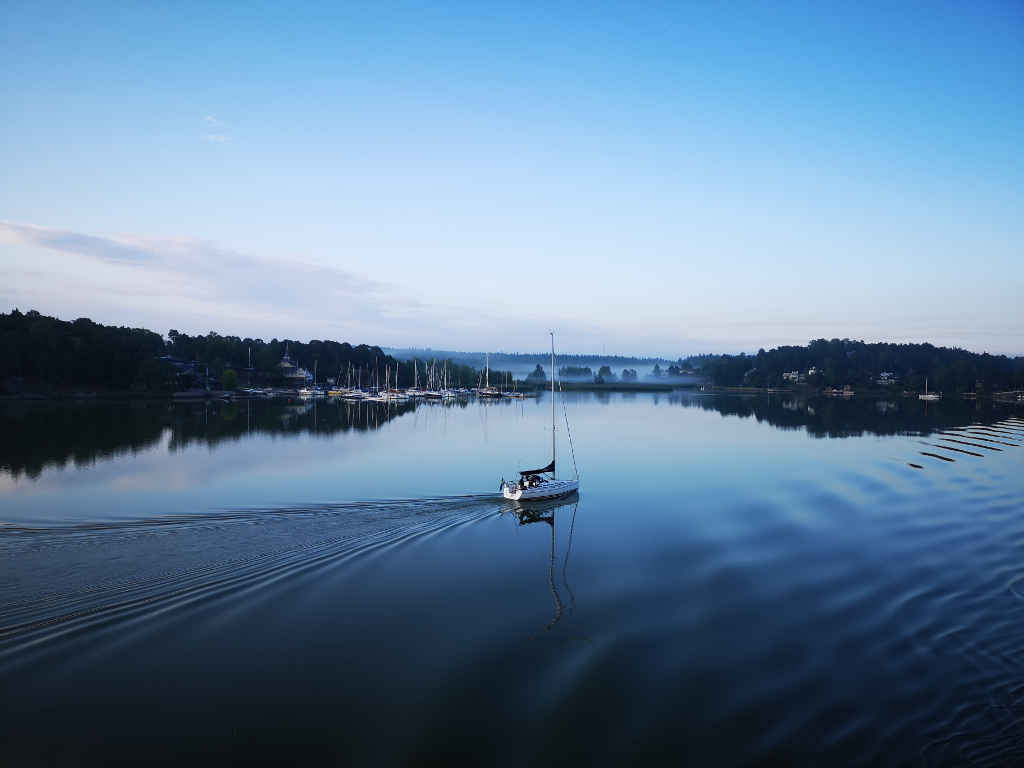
xmin=507 ymin=493 xmax=580 ymax=633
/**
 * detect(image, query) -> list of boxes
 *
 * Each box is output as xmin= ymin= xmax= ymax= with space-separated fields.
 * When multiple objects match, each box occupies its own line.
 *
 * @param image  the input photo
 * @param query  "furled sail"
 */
xmin=520 ymin=460 xmax=555 ymax=476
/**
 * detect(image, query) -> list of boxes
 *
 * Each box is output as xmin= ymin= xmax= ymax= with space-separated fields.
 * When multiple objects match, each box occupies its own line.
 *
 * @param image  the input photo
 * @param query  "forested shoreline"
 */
xmin=685 ymin=339 xmax=1024 ymax=393
xmin=0 ymin=310 xmax=490 ymax=393
xmin=3 ymin=310 xmax=1021 ymax=396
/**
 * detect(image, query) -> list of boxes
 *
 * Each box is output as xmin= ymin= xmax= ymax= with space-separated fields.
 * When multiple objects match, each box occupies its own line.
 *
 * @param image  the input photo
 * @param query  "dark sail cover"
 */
xmin=520 ymin=460 xmax=555 ymax=476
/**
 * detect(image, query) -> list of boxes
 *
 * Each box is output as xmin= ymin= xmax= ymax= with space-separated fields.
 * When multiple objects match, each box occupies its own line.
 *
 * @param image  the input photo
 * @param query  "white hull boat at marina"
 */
xmin=919 ymin=377 xmax=940 ymax=401
xmin=500 ymin=332 xmax=580 ymax=503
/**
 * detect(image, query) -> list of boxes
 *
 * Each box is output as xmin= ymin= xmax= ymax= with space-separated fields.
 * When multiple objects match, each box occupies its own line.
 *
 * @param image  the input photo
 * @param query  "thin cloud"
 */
xmin=0 ymin=221 xmax=152 ymax=263
xmin=0 ymin=220 xmax=594 ymax=351
xmin=202 ymin=116 xmax=228 ymax=142
xmin=1 ymin=221 xmax=394 ymax=333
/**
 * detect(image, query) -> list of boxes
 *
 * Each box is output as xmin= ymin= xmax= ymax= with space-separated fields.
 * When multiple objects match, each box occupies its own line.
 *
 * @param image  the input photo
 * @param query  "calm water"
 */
xmin=3 ymin=393 xmax=1024 ymax=765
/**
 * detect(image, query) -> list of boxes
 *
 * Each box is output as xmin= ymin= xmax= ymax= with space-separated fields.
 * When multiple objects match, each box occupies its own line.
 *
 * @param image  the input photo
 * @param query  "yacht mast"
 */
xmin=551 ymin=331 xmax=556 ymax=470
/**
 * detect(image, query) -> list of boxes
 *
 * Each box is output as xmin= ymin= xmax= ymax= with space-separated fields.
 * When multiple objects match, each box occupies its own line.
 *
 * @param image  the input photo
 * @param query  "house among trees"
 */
xmin=277 ymin=345 xmax=312 ymax=383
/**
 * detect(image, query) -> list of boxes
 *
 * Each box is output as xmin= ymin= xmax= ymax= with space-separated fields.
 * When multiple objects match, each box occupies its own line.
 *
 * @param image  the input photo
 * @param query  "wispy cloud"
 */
xmin=0 ymin=221 xmax=403 ymax=338
xmin=0 ymin=220 xmax=558 ymax=347
xmin=0 ymin=222 xmax=153 ymax=263
xmin=1 ymin=218 xmax=612 ymax=354
xmin=202 ymin=115 xmax=229 ymax=143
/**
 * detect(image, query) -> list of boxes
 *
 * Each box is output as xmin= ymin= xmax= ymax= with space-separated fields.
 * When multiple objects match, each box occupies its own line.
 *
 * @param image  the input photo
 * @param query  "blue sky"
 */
xmin=2 ymin=1 xmax=1022 ymax=355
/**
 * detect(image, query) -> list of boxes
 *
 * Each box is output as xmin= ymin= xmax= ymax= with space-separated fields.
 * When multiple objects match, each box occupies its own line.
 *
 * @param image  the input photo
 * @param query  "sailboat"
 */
xmin=502 ymin=370 xmax=524 ymax=399
xmin=407 ymin=360 xmax=427 ymax=398
xmin=477 ymin=352 xmax=502 ymax=398
xmin=501 ymin=333 xmax=580 ymax=501
xmin=919 ymin=376 xmax=940 ymax=401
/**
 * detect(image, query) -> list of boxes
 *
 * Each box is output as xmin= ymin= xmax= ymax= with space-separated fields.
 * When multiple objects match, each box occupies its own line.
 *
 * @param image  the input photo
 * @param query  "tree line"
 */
xmin=0 ymin=309 xmax=500 ymax=393
xmin=685 ymin=339 xmax=1024 ymax=392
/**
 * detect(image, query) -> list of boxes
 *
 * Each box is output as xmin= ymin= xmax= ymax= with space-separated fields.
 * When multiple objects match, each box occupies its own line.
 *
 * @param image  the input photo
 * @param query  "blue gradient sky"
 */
xmin=2 ymin=1 xmax=1022 ymax=355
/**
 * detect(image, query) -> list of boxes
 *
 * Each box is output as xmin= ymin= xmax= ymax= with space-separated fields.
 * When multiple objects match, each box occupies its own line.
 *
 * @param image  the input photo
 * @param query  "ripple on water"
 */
xmin=0 ymin=495 xmax=505 ymax=667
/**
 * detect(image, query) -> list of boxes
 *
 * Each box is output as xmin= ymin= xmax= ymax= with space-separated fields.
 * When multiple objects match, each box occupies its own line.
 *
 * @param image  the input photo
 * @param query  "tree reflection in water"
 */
xmin=669 ymin=391 xmax=1018 ymax=439
xmin=0 ymin=397 xmax=454 ymax=480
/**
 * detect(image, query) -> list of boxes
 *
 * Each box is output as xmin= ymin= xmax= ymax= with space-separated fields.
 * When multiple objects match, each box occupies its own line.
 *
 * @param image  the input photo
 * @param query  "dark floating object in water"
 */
xmin=920 ymin=451 xmax=955 ymax=462
xmin=908 ymin=463 xmax=924 ymax=469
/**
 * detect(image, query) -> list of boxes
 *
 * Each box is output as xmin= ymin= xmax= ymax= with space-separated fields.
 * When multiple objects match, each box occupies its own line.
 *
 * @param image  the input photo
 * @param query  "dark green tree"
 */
xmin=526 ymin=364 xmax=547 ymax=382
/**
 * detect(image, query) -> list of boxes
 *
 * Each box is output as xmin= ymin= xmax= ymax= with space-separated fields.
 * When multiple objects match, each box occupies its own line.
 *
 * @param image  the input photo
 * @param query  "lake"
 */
xmin=3 ymin=392 xmax=1024 ymax=765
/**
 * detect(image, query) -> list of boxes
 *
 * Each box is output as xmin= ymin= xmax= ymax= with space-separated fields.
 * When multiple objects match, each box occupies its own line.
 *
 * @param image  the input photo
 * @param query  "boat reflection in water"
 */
xmin=506 ymin=492 xmax=580 ymax=632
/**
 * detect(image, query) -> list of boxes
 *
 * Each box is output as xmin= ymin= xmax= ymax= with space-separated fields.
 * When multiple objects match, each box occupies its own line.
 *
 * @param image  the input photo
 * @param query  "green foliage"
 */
xmin=1 ymin=309 xmax=166 ymax=393
xmin=526 ymin=364 xmax=547 ymax=382
xmin=0 ymin=310 xmax=494 ymax=392
xmin=685 ymin=340 xmax=1024 ymax=392
xmin=166 ymin=330 xmax=390 ymax=383
xmin=222 ymin=368 xmax=239 ymax=390
xmin=136 ymin=358 xmax=176 ymax=391
xmin=559 ymin=366 xmax=593 ymax=379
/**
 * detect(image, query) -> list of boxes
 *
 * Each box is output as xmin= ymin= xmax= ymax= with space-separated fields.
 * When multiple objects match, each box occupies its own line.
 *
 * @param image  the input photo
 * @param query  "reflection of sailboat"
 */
xmin=510 ymin=494 xmax=580 ymax=631
xmin=501 ymin=333 xmax=580 ymax=501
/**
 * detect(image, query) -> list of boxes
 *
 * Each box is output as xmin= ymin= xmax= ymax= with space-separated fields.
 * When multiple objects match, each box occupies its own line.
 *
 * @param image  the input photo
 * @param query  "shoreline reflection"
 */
xmin=2 ymin=393 xmax=1021 ymax=482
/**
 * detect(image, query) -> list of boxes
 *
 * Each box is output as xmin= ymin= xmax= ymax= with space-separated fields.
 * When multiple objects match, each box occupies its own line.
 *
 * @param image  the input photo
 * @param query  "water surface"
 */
xmin=3 ymin=393 xmax=1023 ymax=765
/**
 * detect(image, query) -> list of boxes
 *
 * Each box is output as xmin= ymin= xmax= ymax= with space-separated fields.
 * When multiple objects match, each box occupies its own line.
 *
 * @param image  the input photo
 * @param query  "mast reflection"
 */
xmin=508 ymin=492 xmax=580 ymax=632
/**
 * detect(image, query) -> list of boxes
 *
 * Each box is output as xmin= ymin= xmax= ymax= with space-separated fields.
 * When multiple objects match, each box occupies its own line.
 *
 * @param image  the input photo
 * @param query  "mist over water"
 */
xmin=3 ymin=394 xmax=1024 ymax=765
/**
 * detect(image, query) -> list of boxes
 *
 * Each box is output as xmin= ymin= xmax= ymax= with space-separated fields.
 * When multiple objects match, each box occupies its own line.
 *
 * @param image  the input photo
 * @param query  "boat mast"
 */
xmin=551 ymin=331 xmax=556 ymax=472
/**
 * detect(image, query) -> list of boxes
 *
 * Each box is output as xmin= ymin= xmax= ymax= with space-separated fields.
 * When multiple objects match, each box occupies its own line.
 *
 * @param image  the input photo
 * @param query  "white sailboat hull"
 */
xmin=503 ymin=479 xmax=579 ymax=501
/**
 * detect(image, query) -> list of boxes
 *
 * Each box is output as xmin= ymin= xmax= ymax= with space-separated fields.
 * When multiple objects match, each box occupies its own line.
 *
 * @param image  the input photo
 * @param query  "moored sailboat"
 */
xmin=919 ymin=377 xmax=940 ymax=401
xmin=501 ymin=333 xmax=579 ymax=502
xmin=477 ymin=352 xmax=502 ymax=398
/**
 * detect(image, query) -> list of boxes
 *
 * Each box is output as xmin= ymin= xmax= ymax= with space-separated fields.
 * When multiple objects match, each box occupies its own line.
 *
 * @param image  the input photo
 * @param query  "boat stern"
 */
xmin=501 ymin=482 xmax=523 ymax=500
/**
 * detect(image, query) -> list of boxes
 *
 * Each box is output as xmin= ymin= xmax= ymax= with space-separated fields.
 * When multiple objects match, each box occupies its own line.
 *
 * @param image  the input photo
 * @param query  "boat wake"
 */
xmin=0 ymin=494 xmax=506 ymax=663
